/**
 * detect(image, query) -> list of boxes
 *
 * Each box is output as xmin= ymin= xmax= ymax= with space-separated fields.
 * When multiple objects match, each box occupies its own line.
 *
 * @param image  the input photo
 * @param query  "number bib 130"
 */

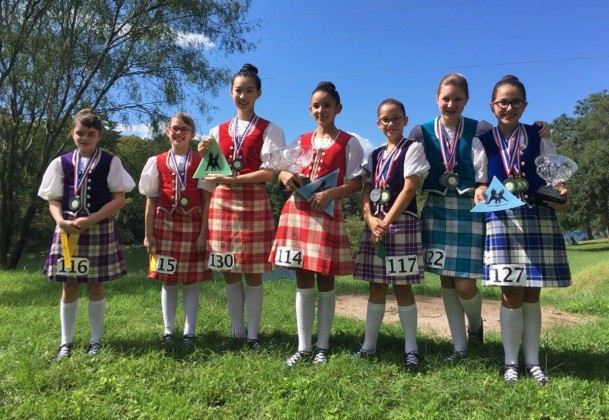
xmin=385 ymin=255 xmax=419 ymax=277
xmin=208 ymin=252 xmax=236 ymax=271
xmin=423 ymin=248 xmax=446 ymax=269
xmin=151 ymin=255 xmax=177 ymax=275
xmin=57 ymin=258 xmax=89 ymax=276
xmin=274 ymin=247 xmax=304 ymax=268
xmin=489 ymin=264 xmax=527 ymax=286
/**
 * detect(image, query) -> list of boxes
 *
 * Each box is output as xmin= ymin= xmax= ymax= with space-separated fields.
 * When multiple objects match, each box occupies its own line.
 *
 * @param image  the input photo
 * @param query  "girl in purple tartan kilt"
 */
xmin=353 ymin=99 xmax=430 ymax=368
xmin=473 ymin=75 xmax=572 ymax=385
xmin=38 ymin=109 xmax=135 ymax=360
xmin=140 ymin=112 xmax=213 ymax=348
xmin=197 ymin=64 xmax=286 ymax=349
xmin=270 ymin=81 xmax=364 ymax=366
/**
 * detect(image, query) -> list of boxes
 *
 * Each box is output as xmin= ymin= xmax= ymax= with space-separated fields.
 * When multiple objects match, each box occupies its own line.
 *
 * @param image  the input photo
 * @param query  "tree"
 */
xmin=0 ymin=0 xmax=254 ymax=269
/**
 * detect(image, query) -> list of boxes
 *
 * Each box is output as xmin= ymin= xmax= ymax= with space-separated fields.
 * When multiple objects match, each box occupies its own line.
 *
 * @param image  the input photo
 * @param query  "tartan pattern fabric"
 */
xmin=269 ymin=194 xmax=354 ymax=275
xmin=420 ymin=190 xmax=485 ymax=278
xmin=148 ymin=208 xmax=212 ymax=284
xmin=208 ymin=183 xmax=274 ymax=273
xmin=43 ymin=217 xmax=127 ymax=283
xmin=482 ymin=205 xmax=571 ymax=287
xmin=354 ymin=213 xmax=424 ymax=285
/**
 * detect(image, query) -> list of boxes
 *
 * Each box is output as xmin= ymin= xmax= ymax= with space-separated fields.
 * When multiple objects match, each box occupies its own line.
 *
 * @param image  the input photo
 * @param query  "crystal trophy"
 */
xmin=269 ymin=144 xmax=315 ymax=188
xmin=534 ymin=154 xmax=578 ymax=204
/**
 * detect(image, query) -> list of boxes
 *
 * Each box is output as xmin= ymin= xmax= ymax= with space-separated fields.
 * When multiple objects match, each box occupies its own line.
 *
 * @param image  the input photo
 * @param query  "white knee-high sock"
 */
xmin=500 ymin=306 xmax=523 ymax=366
xmin=316 ymin=289 xmax=335 ymax=350
xmin=442 ymin=287 xmax=467 ymax=352
xmin=245 ymin=284 xmax=263 ymax=340
xmin=60 ymin=300 xmax=79 ymax=345
xmin=362 ymin=302 xmax=386 ymax=352
xmin=460 ymin=289 xmax=483 ymax=332
xmin=88 ymin=298 xmax=106 ymax=344
xmin=296 ymin=288 xmax=315 ymax=352
xmin=398 ymin=303 xmax=418 ymax=354
xmin=183 ymin=283 xmax=200 ymax=336
xmin=161 ymin=283 xmax=178 ymax=335
xmin=225 ymin=282 xmax=246 ymax=338
xmin=522 ymin=301 xmax=542 ymax=366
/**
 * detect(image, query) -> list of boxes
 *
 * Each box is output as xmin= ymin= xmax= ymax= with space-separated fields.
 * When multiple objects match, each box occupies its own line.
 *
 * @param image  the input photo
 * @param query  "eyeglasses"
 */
xmin=169 ymin=126 xmax=192 ymax=134
xmin=378 ymin=115 xmax=406 ymax=126
xmin=493 ymin=99 xmax=526 ymax=109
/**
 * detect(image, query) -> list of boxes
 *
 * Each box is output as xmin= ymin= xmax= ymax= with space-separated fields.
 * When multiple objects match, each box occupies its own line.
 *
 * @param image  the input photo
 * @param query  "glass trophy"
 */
xmin=269 ymin=144 xmax=315 ymax=188
xmin=534 ymin=154 xmax=578 ymax=204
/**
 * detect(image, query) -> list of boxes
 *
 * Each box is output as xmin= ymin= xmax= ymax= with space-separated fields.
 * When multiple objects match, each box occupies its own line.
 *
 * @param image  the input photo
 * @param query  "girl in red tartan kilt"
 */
xmin=140 ymin=112 xmax=213 ymax=348
xmin=197 ymin=64 xmax=286 ymax=348
xmin=270 ymin=82 xmax=364 ymax=366
xmin=38 ymin=109 xmax=135 ymax=360
xmin=353 ymin=99 xmax=430 ymax=368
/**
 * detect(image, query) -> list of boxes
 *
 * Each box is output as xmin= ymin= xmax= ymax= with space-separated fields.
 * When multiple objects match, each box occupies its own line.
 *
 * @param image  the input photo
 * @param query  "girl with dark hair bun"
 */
xmin=270 ymin=81 xmax=364 ymax=367
xmin=197 ymin=64 xmax=285 ymax=349
xmin=473 ymin=75 xmax=571 ymax=385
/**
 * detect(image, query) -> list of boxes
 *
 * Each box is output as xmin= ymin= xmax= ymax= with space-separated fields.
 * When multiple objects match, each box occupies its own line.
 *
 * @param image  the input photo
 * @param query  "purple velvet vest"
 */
xmin=61 ymin=150 xmax=113 ymax=215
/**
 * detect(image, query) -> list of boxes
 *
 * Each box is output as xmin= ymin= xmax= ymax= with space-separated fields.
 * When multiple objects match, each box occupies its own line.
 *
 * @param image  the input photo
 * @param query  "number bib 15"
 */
xmin=57 ymin=258 xmax=89 ymax=276
xmin=150 ymin=254 xmax=177 ymax=275
xmin=208 ymin=252 xmax=236 ymax=271
xmin=385 ymin=254 xmax=420 ymax=277
xmin=488 ymin=264 xmax=527 ymax=286
xmin=423 ymin=248 xmax=446 ymax=269
xmin=274 ymin=247 xmax=304 ymax=268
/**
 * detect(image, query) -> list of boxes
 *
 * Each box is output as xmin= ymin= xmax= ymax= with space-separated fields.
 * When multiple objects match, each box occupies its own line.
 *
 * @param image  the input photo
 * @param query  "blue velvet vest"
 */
xmin=61 ymin=150 xmax=113 ymax=215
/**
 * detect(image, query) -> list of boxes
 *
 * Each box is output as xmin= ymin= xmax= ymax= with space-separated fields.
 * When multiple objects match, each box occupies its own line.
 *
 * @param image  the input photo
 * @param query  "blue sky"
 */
xmin=123 ymin=0 xmax=609 ymax=156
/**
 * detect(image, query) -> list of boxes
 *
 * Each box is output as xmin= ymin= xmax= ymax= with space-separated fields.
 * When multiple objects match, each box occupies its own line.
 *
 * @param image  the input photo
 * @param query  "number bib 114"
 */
xmin=57 ymin=258 xmax=89 ymax=276
xmin=274 ymin=247 xmax=304 ymax=268
xmin=423 ymin=248 xmax=445 ymax=269
xmin=385 ymin=255 xmax=420 ymax=277
xmin=208 ymin=252 xmax=236 ymax=271
xmin=488 ymin=264 xmax=527 ymax=286
xmin=150 ymin=254 xmax=177 ymax=275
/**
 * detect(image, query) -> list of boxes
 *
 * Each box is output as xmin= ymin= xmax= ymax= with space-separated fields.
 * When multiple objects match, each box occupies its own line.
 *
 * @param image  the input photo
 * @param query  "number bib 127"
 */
xmin=274 ymin=247 xmax=304 ymax=268
xmin=208 ymin=252 xmax=236 ymax=271
xmin=57 ymin=258 xmax=89 ymax=276
xmin=151 ymin=254 xmax=177 ymax=275
xmin=385 ymin=254 xmax=420 ymax=277
xmin=488 ymin=264 xmax=527 ymax=286
xmin=423 ymin=248 xmax=446 ymax=269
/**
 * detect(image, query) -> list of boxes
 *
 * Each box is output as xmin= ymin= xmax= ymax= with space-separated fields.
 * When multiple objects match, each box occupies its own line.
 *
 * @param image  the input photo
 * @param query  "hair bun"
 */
xmin=240 ymin=63 xmax=259 ymax=75
xmin=499 ymin=75 xmax=520 ymax=83
xmin=316 ymin=81 xmax=336 ymax=91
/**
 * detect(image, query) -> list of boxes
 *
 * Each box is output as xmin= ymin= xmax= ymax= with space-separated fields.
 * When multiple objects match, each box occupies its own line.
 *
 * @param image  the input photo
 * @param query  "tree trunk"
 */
xmin=586 ymin=226 xmax=594 ymax=241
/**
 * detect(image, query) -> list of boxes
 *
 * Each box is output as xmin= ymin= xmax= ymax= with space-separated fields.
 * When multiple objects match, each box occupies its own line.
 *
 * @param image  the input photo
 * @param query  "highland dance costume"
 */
xmin=409 ymin=117 xmax=491 ymax=355
xmin=354 ymin=137 xmax=429 ymax=356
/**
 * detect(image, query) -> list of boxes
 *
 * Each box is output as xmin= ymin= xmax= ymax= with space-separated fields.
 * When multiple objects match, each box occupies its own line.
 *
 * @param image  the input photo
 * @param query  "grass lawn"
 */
xmin=1 ymin=240 xmax=608 ymax=419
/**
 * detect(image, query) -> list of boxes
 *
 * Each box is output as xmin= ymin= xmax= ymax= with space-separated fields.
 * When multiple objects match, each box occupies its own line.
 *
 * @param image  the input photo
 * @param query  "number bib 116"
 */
xmin=151 ymin=255 xmax=177 ymax=275
xmin=423 ymin=248 xmax=445 ymax=269
xmin=488 ymin=264 xmax=527 ymax=286
xmin=208 ymin=252 xmax=236 ymax=271
xmin=385 ymin=255 xmax=419 ymax=277
xmin=57 ymin=258 xmax=89 ymax=276
xmin=274 ymin=247 xmax=304 ymax=268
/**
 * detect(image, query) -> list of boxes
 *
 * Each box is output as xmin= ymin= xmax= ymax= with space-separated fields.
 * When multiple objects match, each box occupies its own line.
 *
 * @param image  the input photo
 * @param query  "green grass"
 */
xmin=1 ymin=240 xmax=609 ymax=418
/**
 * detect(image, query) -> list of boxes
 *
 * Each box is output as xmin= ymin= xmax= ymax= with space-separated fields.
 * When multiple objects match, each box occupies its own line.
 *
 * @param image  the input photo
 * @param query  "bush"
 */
xmin=344 ymin=215 xmax=365 ymax=258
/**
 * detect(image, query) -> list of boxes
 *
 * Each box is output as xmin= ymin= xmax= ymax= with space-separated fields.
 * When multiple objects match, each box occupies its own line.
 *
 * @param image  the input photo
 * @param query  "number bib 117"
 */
xmin=423 ymin=248 xmax=445 ymax=269
xmin=151 ymin=255 xmax=177 ymax=275
xmin=57 ymin=258 xmax=89 ymax=276
xmin=208 ymin=252 xmax=236 ymax=271
xmin=488 ymin=264 xmax=527 ymax=286
xmin=385 ymin=255 xmax=420 ymax=277
xmin=274 ymin=247 xmax=304 ymax=268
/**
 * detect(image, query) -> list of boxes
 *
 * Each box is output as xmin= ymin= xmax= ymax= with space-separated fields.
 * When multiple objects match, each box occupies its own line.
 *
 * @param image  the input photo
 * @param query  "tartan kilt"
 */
xmin=482 ymin=205 xmax=571 ymax=287
xmin=354 ymin=213 xmax=424 ymax=285
xmin=420 ymin=190 xmax=485 ymax=279
xmin=43 ymin=217 xmax=127 ymax=283
xmin=208 ymin=183 xmax=274 ymax=273
xmin=149 ymin=208 xmax=212 ymax=284
xmin=269 ymin=194 xmax=354 ymax=275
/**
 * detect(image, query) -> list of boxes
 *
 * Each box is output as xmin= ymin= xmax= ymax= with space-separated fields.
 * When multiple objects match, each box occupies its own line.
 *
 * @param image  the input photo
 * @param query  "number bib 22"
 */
xmin=57 ymin=258 xmax=90 ymax=276
xmin=208 ymin=252 xmax=236 ymax=271
xmin=274 ymin=247 xmax=304 ymax=268
xmin=385 ymin=255 xmax=420 ymax=277
xmin=489 ymin=264 xmax=527 ymax=286
xmin=151 ymin=255 xmax=177 ymax=275
xmin=423 ymin=248 xmax=446 ymax=269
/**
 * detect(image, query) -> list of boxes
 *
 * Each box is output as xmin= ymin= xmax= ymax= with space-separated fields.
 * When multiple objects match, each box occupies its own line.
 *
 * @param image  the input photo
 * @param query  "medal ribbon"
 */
xmin=72 ymin=148 xmax=101 ymax=199
xmin=493 ymin=124 xmax=523 ymax=177
xmin=435 ymin=117 xmax=463 ymax=172
xmin=60 ymin=231 xmax=80 ymax=269
xmin=168 ymin=150 xmax=191 ymax=192
xmin=374 ymin=137 xmax=407 ymax=189
xmin=230 ymin=115 xmax=258 ymax=159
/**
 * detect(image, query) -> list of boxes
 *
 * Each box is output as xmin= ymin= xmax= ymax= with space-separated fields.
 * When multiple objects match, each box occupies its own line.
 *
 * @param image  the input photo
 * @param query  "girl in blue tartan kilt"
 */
xmin=38 ymin=109 xmax=135 ymax=360
xmin=353 ymin=99 xmax=429 ymax=367
xmin=473 ymin=75 xmax=572 ymax=385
